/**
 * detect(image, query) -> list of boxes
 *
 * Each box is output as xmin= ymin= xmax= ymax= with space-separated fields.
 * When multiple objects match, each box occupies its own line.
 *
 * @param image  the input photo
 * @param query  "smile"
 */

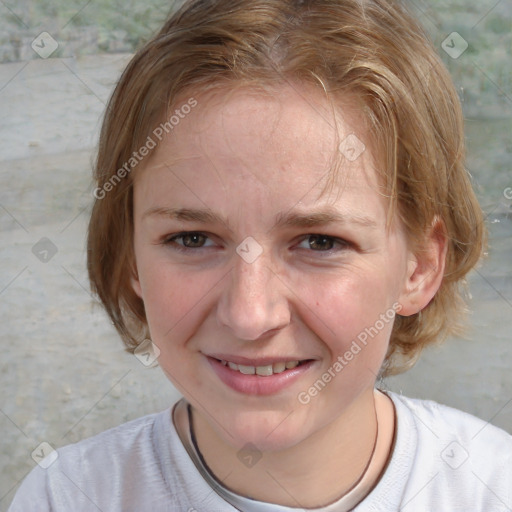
xmin=207 ymin=356 xmax=315 ymax=396
xmin=218 ymin=359 xmax=308 ymax=376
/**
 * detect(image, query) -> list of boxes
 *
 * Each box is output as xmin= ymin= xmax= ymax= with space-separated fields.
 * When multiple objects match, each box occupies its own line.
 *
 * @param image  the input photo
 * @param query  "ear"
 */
xmin=130 ymin=256 xmax=143 ymax=299
xmin=398 ymin=218 xmax=447 ymax=316
xmin=131 ymin=275 xmax=143 ymax=299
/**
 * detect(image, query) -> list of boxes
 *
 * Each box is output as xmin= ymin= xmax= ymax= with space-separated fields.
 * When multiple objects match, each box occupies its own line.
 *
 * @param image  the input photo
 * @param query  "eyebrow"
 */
xmin=142 ymin=207 xmax=222 ymax=224
xmin=142 ymin=207 xmax=377 ymax=230
xmin=274 ymin=210 xmax=378 ymax=229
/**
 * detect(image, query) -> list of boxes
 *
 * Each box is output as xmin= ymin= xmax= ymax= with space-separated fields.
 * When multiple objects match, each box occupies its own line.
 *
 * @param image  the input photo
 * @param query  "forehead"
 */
xmin=135 ymin=83 xmax=386 ymax=221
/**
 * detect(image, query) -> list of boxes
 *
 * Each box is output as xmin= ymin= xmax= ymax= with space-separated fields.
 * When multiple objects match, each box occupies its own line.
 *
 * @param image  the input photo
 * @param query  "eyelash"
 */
xmin=162 ymin=232 xmax=215 ymax=251
xmin=161 ymin=231 xmax=352 ymax=253
xmin=296 ymin=234 xmax=351 ymax=252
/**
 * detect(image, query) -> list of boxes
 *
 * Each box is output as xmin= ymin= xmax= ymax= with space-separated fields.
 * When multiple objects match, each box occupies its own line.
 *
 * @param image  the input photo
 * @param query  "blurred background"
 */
xmin=0 ymin=0 xmax=511 ymax=508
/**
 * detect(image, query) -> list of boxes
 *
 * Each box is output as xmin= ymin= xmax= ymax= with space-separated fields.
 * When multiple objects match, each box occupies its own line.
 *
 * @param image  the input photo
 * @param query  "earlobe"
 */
xmin=130 ymin=259 xmax=143 ymax=299
xmin=398 ymin=219 xmax=447 ymax=316
xmin=131 ymin=276 xmax=143 ymax=299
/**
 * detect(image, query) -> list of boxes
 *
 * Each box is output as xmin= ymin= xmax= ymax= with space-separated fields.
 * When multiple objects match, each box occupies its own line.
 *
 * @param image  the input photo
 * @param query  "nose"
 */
xmin=216 ymin=253 xmax=291 ymax=341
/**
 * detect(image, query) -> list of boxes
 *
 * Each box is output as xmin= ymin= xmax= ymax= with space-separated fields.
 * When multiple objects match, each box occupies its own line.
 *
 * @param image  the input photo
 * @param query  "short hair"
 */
xmin=87 ymin=0 xmax=485 ymax=376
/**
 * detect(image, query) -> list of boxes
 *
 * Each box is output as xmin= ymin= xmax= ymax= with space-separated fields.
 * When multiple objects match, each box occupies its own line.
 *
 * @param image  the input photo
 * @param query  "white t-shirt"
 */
xmin=8 ymin=392 xmax=512 ymax=511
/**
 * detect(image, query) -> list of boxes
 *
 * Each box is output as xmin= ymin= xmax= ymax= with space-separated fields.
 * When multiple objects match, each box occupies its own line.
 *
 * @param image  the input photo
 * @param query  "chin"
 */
xmin=216 ymin=408 xmax=311 ymax=453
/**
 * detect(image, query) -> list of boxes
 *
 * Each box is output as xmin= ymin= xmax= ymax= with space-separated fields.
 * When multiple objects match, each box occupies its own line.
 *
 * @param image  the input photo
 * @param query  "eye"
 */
xmin=164 ymin=232 xmax=214 ymax=249
xmin=297 ymin=234 xmax=349 ymax=252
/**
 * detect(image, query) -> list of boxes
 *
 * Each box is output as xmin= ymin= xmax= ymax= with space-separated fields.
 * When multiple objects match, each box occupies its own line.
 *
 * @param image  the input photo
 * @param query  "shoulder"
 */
xmin=388 ymin=392 xmax=512 ymax=511
xmin=58 ymin=409 xmax=164 ymax=465
xmin=8 ymin=409 xmax=175 ymax=512
xmin=391 ymin=391 xmax=512 ymax=449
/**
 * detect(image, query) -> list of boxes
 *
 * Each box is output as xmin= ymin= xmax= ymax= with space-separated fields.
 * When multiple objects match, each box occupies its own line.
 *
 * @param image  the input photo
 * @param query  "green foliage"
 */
xmin=485 ymin=14 xmax=512 ymax=35
xmin=0 ymin=0 xmax=510 ymax=116
xmin=0 ymin=0 xmax=182 ymax=49
xmin=410 ymin=0 xmax=512 ymax=117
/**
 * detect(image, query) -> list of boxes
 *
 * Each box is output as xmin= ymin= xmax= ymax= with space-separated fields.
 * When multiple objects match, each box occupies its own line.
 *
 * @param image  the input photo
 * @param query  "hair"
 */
xmin=87 ymin=0 xmax=485 ymax=376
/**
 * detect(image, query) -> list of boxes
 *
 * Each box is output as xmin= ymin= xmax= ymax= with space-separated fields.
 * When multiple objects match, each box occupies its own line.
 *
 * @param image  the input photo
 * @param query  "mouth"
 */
xmin=215 ymin=358 xmax=312 ymax=376
xmin=206 ymin=355 xmax=316 ymax=396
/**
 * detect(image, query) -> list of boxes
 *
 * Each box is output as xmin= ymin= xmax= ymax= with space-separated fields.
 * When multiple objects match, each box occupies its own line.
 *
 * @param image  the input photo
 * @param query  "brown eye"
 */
xmin=181 ymin=233 xmax=207 ymax=248
xmin=165 ymin=232 xmax=213 ymax=249
xmin=307 ymin=235 xmax=336 ymax=251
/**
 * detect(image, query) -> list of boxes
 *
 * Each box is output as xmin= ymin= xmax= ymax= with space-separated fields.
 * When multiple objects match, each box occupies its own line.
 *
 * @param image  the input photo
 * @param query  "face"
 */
xmin=131 ymin=84 xmax=414 ymax=452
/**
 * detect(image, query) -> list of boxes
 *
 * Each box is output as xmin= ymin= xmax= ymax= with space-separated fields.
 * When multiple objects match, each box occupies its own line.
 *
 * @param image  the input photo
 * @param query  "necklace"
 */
xmin=186 ymin=395 xmax=380 ymax=508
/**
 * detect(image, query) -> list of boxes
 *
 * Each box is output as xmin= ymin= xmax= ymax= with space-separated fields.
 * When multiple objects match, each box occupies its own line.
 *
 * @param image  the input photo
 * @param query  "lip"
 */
xmin=206 ymin=353 xmax=308 ymax=367
xmin=206 ymin=355 xmax=316 ymax=396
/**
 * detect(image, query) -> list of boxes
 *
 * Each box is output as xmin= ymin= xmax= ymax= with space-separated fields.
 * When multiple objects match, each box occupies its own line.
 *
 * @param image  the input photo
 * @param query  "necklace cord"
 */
xmin=187 ymin=394 xmax=380 ymax=504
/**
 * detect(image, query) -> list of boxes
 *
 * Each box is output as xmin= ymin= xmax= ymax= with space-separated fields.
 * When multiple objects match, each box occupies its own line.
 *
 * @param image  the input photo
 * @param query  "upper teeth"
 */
xmin=222 ymin=360 xmax=300 ymax=376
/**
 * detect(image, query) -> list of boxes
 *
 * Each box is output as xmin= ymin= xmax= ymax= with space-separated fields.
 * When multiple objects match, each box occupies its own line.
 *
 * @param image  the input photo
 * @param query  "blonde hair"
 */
xmin=87 ymin=0 xmax=485 ymax=375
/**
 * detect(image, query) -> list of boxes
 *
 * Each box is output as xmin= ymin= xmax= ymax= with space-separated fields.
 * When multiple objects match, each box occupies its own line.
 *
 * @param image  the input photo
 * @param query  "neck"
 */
xmin=189 ymin=389 xmax=394 ymax=508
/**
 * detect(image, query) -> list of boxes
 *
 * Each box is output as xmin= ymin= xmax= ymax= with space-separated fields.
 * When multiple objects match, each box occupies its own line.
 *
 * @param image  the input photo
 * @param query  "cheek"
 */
xmin=135 ymin=254 xmax=220 ymax=347
xmin=294 ymin=268 xmax=396 ymax=363
xmin=293 ymin=274 xmax=396 ymax=410
xmin=135 ymin=260 xmax=224 ymax=392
